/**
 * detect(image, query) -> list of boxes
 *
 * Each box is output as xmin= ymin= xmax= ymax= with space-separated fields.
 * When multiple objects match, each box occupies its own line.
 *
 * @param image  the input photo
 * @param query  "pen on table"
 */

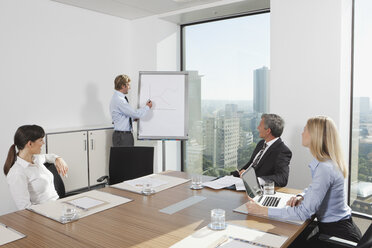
xmin=207 ymin=235 xmax=228 ymax=248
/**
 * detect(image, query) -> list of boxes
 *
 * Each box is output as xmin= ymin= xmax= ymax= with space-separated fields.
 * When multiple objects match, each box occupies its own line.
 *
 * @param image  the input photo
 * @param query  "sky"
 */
xmin=353 ymin=0 xmax=372 ymax=99
xmin=184 ymin=13 xmax=270 ymax=101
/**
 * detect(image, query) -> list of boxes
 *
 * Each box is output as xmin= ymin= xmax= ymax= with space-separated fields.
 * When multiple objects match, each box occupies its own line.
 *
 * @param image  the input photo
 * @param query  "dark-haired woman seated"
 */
xmin=4 ymin=125 xmax=69 ymax=210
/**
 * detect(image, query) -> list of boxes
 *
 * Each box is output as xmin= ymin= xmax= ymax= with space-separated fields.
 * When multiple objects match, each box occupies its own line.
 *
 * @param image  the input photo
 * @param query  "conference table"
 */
xmin=0 ymin=171 xmax=311 ymax=247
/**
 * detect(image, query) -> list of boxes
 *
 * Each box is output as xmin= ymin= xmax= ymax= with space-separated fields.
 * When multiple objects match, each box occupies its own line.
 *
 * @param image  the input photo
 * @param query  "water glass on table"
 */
xmin=142 ymin=182 xmax=154 ymax=195
xmin=263 ymin=180 xmax=275 ymax=195
xmin=190 ymin=174 xmax=203 ymax=190
xmin=60 ymin=204 xmax=78 ymax=223
xmin=208 ymin=208 xmax=226 ymax=230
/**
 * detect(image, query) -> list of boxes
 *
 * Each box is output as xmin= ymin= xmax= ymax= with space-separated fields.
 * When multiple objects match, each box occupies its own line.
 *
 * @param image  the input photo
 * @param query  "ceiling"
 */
xmin=51 ymin=0 xmax=270 ymax=24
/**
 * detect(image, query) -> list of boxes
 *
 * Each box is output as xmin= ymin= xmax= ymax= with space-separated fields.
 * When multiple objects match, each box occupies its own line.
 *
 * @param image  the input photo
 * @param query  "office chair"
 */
xmin=44 ymin=162 xmax=67 ymax=198
xmin=319 ymin=222 xmax=372 ymax=248
xmin=44 ymin=162 xmax=84 ymax=198
xmin=97 ymin=146 xmax=154 ymax=185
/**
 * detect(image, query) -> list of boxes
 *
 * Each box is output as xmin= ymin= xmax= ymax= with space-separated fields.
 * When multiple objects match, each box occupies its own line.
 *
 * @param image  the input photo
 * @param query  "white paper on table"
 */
xmin=220 ymin=239 xmax=259 ymax=248
xmin=234 ymin=180 xmax=245 ymax=191
xmin=202 ymin=176 xmax=242 ymax=189
xmin=124 ymin=177 xmax=168 ymax=189
xmin=0 ymin=223 xmax=26 ymax=245
xmin=170 ymin=223 xmax=288 ymax=248
xmin=67 ymin=197 xmax=105 ymax=210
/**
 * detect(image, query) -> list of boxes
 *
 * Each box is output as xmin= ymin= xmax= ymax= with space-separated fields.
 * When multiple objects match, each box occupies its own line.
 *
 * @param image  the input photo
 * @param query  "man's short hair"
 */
xmin=114 ymin=74 xmax=131 ymax=90
xmin=261 ymin=113 xmax=285 ymax=138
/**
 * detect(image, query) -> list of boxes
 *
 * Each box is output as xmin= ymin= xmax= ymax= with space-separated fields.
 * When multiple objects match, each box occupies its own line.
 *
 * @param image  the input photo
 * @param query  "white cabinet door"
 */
xmin=46 ymin=131 xmax=89 ymax=192
xmin=88 ymin=129 xmax=113 ymax=186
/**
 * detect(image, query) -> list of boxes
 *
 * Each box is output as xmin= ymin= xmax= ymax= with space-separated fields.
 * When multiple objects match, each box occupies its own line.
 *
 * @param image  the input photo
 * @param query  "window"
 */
xmin=350 ymin=0 xmax=372 ymax=218
xmin=181 ymin=12 xmax=270 ymax=176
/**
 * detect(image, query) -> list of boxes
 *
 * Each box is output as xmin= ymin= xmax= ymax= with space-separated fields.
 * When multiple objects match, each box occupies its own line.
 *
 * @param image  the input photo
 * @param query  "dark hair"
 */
xmin=261 ymin=113 xmax=285 ymax=138
xmin=3 ymin=125 xmax=45 ymax=175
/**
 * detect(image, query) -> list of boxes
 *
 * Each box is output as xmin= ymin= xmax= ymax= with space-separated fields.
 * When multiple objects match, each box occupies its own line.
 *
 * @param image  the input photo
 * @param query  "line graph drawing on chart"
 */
xmin=146 ymin=84 xmax=178 ymax=110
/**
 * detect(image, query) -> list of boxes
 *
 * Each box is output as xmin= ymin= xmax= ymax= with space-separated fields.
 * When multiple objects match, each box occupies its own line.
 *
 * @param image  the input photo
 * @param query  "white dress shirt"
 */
xmin=250 ymin=137 xmax=279 ymax=185
xmin=7 ymin=154 xmax=59 ymax=210
xmin=110 ymin=90 xmax=149 ymax=131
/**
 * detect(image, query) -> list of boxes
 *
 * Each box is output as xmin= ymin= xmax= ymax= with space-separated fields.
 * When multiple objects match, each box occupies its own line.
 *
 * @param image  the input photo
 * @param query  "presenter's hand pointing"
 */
xmin=146 ymin=100 xmax=153 ymax=108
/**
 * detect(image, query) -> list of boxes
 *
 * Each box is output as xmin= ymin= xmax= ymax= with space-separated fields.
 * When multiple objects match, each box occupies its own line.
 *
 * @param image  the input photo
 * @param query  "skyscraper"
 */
xmin=253 ymin=66 xmax=270 ymax=113
xmin=214 ymin=104 xmax=240 ymax=169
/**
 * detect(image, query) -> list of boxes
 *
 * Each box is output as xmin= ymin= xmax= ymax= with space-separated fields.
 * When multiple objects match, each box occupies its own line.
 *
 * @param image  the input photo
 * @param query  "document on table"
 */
xmin=170 ymin=223 xmax=288 ymax=248
xmin=111 ymin=174 xmax=190 ymax=194
xmin=28 ymin=190 xmax=132 ymax=224
xmin=124 ymin=177 xmax=168 ymax=189
xmin=202 ymin=176 xmax=242 ymax=189
xmin=0 ymin=223 xmax=26 ymax=245
xmin=234 ymin=180 xmax=245 ymax=191
xmin=67 ymin=197 xmax=106 ymax=210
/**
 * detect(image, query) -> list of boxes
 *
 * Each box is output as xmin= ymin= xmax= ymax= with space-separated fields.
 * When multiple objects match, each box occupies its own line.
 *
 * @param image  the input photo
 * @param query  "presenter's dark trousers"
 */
xmin=113 ymin=131 xmax=134 ymax=147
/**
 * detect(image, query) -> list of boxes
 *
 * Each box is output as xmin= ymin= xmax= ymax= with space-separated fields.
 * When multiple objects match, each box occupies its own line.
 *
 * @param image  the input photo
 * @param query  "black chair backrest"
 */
xmin=109 ymin=146 xmax=154 ymax=185
xmin=357 ymin=223 xmax=372 ymax=248
xmin=44 ymin=162 xmax=66 ymax=198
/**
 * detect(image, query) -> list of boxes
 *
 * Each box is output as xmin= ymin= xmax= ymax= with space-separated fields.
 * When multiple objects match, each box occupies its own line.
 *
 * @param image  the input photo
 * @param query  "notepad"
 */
xmin=0 ymin=223 xmax=26 ymax=245
xmin=67 ymin=197 xmax=105 ymax=210
xmin=170 ymin=224 xmax=288 ymax=248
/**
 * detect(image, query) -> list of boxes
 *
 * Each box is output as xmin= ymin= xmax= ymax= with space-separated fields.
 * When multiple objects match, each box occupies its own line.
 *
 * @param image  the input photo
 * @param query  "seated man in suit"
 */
xmin=233 ymin=113 xmax=292 ymax=187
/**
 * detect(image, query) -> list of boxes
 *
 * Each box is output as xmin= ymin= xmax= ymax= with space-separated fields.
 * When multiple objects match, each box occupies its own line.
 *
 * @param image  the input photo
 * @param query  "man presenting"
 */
xmin=110 ymin=74 xmax=152 ymax=147
xmin=233 ymin=113 xmax=292 ymax=187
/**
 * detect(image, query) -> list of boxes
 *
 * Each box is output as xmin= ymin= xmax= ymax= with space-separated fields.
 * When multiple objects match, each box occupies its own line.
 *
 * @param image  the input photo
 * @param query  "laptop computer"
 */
xmin=241 ymin=166 xmax=294 ymax=208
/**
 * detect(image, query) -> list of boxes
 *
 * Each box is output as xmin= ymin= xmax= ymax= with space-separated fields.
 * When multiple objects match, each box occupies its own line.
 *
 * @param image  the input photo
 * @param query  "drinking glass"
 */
xmin=263 ymin=180 xmax=275 ymax=195
xmin=208 ymin=209 xmax=226 ymax=230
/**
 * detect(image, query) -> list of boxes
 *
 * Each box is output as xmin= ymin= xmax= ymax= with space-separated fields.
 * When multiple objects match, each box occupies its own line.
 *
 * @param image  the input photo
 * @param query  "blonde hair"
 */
xmin=114 ymin=74 xmax=131 ymax=90
xmin=306 ymin=116 xmax=347 ymax=178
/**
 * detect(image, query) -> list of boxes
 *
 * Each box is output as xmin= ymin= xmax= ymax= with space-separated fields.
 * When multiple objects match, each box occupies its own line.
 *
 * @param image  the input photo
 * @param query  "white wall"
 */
xmin=0 ymin=0 xmax=131 ymax=215
xmin=270 ymin=0 xmax=352 ymax=189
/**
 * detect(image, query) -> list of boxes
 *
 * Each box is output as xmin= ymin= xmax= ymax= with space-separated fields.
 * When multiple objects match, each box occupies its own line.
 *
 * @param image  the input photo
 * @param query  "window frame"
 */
xmin=349 ymin=0 xmax=372 ymax=220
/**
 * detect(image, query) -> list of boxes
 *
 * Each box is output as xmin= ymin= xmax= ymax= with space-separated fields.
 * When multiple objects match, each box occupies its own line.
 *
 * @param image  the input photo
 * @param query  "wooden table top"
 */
xmin=0 ymin=171 xmax=310 ymax=248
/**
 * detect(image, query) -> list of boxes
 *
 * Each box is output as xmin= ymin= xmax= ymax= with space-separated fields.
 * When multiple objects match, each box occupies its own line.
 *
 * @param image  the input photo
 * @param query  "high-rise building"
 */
xmin=214 ymin=104 xmax=240 ymax=169
xmin=253 ymin=66 xmax=270 ymax=113
xmin=203 ymin=117 xmax=216 ymax=168
xmin=185 ymin=71 xmax=204 ymax=173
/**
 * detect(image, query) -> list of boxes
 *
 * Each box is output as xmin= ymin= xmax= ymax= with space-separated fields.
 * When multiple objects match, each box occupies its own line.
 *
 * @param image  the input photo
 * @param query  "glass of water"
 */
xmin=60 ymin=204 xmax=78 ymax=223
xmin=142 ymin=182 xmax=154 ymax=195
xmin=190 ymin=174 xmax=203 ymax=190
xmin=208 ymin=209 xmax=226 ymax=230
xmin=263 ymin=180 xmax=275 ymax=195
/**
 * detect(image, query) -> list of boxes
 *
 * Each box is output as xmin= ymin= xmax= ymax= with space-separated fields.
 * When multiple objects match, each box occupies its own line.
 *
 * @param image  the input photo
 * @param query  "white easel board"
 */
xmin=137 ymin=71 xmax=188 ymax=140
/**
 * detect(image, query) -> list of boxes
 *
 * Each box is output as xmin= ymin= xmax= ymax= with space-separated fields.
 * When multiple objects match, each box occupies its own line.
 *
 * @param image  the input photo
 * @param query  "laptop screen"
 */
xmin=241 ymin=167 xmax=262 ymax=198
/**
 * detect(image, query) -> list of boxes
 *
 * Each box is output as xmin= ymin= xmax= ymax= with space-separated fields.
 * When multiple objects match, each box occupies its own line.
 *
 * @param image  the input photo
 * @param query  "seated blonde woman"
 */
xmin=245 ymin=116 xmax=362 ymax=247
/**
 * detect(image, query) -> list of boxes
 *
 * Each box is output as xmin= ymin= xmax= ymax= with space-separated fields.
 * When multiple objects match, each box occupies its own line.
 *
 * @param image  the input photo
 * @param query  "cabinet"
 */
xmin=46 ymin=127 xmax=113 ymax=192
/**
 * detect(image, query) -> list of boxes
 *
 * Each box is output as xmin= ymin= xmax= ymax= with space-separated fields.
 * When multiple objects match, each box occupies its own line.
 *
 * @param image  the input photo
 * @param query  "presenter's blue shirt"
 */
xmin=268 ymin=159 xmax=351 ymax=223
xmin=110 ymin=90 xmax=149 ymax=131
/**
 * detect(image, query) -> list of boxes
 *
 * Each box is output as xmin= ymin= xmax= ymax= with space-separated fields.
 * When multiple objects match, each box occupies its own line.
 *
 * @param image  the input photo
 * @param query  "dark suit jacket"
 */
xmin=233 ymin=138 xmax=292 ymax=187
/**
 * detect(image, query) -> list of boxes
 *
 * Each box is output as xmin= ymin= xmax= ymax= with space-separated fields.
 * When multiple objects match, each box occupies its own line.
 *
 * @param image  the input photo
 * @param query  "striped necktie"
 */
xmin=251 ymin=142 xmax=268 ymax=168
xmin=124 ymin=96 xmax=133 ymax=130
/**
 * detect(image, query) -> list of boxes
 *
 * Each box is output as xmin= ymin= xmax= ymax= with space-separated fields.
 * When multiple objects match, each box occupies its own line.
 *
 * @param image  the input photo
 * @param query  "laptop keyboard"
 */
xmin=261 ymin=196 xmax=280 ymax=207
